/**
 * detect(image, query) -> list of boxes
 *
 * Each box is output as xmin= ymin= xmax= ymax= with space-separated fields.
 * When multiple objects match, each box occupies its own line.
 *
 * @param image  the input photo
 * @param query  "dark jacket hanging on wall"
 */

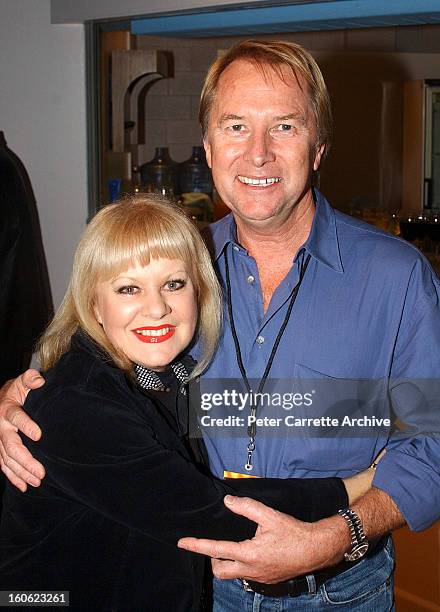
xmin=0 ymin=131 xmax=53 ymax=387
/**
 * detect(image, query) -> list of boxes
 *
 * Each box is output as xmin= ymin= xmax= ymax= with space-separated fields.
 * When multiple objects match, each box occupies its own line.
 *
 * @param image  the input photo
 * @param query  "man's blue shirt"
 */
xmin=196 ymin=190 xmax=440 ymax=531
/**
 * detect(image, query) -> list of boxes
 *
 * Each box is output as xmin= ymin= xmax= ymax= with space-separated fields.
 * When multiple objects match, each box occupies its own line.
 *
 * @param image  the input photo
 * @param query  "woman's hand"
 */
xmin=0 ymin=370 xmax=46 ymax=491
xmin=343 ymin=449 xmax=386 ymax=504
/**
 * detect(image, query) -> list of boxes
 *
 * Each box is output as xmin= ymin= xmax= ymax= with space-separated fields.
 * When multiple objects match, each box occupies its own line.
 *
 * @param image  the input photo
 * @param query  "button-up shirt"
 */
xmin=196 ymin=190 xmax=440 ymax=531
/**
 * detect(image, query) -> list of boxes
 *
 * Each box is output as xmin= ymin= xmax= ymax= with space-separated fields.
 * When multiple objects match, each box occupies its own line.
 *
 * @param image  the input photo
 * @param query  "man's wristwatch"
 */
xmin=337 ymin=508 xmax=369 ymax=562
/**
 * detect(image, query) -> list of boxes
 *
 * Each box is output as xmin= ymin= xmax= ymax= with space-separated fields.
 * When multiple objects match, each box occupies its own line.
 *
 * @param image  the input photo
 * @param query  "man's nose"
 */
xmin=243 ymin=129 xmax=275 ymax=167
xmin=141 ymin=290 xmax=171 ymax=319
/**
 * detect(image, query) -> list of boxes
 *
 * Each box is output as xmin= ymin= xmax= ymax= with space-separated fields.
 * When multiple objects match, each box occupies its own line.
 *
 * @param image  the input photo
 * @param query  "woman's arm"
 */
xmin=26 ymin=384 xmax=348 ymax=545
xmin=343 ymin=466 xmax=376 ymax=504
xmin=225 ymin=466 xmax=376 ymax=524
xmin=223 ymin=476 xmax=348 ymax=523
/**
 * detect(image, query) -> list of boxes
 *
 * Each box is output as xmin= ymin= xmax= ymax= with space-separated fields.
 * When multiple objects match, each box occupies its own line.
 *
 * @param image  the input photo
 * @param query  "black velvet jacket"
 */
xmin=0 ymin=131 xmax=53 ymax=386
xmin=0 ymin=333 xmax=347 ymax=611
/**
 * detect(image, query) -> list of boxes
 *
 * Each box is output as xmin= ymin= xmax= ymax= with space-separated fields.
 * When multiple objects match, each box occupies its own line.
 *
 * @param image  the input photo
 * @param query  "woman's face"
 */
xmin=93 ymin=258 xmax=198 ymax=371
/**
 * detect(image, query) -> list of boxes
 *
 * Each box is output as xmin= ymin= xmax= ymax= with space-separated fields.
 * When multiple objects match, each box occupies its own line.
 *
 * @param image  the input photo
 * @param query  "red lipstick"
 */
xmin=131 ymin=325 xmax=176 ymax=344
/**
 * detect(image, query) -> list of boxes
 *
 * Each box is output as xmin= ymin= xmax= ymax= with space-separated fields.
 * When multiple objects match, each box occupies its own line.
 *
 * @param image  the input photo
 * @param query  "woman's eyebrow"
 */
xmin=111 ymin=270 xmax=189 ymax=282
xmin=110 ymin=276 xmax=138 ymax=283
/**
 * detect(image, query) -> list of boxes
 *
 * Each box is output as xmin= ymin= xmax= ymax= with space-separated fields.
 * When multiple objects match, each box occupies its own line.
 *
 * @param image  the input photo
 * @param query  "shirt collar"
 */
xmin=206 ymin=189 xmax=343 ymax=273
xmin=203 ymin=213 xmax=238 ymax=262
xmin=134 ymin=361 xmax=189 ymax=394
xmin=71 ymin=330 xmax=192 ymax=393
xmin=303 ymin=189 xmax=344 ymax=273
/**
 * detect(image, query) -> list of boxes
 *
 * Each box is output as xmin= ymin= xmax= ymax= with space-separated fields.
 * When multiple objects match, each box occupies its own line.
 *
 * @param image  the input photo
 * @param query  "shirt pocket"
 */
xmin=282 ymin=362 xmax=387 ymax=473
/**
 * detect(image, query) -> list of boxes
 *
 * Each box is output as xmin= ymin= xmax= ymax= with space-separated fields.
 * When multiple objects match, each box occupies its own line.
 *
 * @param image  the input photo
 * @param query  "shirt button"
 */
xmin=233 ymin=245 xmax=240 ymax=252
xmin=247 ymin=275 xmax=255 ymax=284
xmin=256 ymin=335 xmax=265 ymax=345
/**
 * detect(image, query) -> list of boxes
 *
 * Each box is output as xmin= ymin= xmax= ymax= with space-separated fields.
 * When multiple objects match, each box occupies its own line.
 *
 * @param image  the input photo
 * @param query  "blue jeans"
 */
xmin=213 ymin=537 xmax=395 ymax=611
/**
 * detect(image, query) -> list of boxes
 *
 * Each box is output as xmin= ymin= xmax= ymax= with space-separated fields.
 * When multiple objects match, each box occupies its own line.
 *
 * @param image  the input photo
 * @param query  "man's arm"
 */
xmin=179 ymin=258 xmax=440 ymax=580
xmin=178 ymin=487 xmax=404 ymax=583
xmin=0 ymin=370 xmax=46 ymax=491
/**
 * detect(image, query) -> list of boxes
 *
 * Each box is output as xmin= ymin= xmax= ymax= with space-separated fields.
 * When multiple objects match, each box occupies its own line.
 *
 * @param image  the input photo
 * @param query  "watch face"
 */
xmin=346 ymin=542 xmax=369 ymax=562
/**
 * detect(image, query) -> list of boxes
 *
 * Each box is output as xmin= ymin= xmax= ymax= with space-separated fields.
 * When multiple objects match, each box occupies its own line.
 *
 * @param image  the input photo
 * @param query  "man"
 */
xmin=1 ymin=40 xmax=440 ymax=610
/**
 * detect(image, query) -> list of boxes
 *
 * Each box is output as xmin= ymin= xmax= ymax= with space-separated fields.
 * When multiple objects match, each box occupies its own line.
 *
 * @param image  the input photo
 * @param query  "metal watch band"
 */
xmin=338 ymin=508 xmax=369 ymax=562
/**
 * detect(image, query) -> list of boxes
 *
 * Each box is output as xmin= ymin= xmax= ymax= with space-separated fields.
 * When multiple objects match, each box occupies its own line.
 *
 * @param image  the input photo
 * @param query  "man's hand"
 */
xmin=0 ymin=370 xmax=46 ymax=492
xmin=178 ymin=487 xmax=404 ymax=583
xmin=178 ymin=495 xmax=350 ymax=583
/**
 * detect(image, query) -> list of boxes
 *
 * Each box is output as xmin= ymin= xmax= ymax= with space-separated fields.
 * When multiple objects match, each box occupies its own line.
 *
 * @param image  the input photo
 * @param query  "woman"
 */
xmin=0 ymin=195 xmax=371 ymax=611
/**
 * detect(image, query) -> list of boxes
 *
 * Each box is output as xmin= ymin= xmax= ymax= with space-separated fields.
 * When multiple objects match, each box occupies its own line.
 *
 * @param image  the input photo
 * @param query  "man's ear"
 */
xmin=203 ymin=138 xmax=212 ymax=169
xmin=313 ymin=143 xmax=325 ymax=172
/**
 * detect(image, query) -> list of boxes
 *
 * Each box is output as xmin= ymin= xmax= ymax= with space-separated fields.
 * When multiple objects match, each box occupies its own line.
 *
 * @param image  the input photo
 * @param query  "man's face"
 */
xmin=204 ymin=60 xmax=324 ymax=227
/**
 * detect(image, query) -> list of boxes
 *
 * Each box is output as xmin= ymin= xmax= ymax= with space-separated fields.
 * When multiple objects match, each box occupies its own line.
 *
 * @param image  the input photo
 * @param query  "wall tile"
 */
xmin=166 ymin=119 xmax=203 ymax=144
xmin=135 ymin=143 xmax=155 ymax=167
xmin=169 ymin=143 xmax=193 ymax=162
xmin=190 ymin=95 xmax=201 ymax=120
xmin=299 ymin=30 xmax=345 ymax=51
xmin=169 ymin=37 xmax=204 ymax=48
xmin=173 ymin=47 xmax=191 ymax=71
xmin=396 ymin=25 xmax=440 ymax=53
xmin=134 ymin=24 xmax=440 ymax=179
xmin=345 ymin=27 xmax=396 ymax=52
xmin=135 ymin=35 xmax=170 ymax=49
xmin=144 ymin=119 xmax=166 ymax=140
xmin=190 ymin=46 xmax=218 ymax=71
xmin=148 ymin=77 xmax=169 ymax=95
xmin=146 ymin=95 xmax=191 ymax=120
xmin=168 ymin=72 xmax=206 ymax=95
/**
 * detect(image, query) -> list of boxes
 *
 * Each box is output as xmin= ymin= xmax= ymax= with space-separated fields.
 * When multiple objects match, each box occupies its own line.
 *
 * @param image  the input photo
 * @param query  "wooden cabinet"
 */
xmin=394 ymin=524 xmax=440 ymax=610
xmin=97 ymin=31 xmax=169 ymax=205
xmin=402 ymin=79 xmax=440 ymax=215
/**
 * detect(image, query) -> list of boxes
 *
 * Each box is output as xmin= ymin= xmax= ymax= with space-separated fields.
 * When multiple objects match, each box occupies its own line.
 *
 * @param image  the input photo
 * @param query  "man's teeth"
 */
xmin=238 ymin=176 xmax=281 ymax=186
xmin=135 ymin=328 xmax=172 ymax=337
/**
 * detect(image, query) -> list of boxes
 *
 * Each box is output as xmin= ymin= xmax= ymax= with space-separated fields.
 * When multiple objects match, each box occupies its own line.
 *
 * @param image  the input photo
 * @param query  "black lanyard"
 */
xmin=224 ymin=246 xmax=311 ymax=471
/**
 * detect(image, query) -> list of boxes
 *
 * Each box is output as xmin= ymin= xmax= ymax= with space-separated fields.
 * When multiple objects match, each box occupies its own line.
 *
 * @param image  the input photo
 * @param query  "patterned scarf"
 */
xmin=134 ymin=361 xmax=189 ymax=395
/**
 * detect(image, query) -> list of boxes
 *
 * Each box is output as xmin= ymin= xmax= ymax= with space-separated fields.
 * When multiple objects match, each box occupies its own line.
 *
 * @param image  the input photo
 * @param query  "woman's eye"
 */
xmin=117 ymin=285 xmax=139 ymax=295
xmin=164 ymin=279 xmax=186 ymax=291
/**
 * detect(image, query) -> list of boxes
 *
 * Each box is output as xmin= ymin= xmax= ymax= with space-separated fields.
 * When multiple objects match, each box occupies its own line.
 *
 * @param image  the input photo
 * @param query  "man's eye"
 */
xmin=277 ymin=124 xmax=293 ymax=131
xmin=229 ymin=124 xmax=245 ymax=132
xmin=164 ymin=279 xmax=186 ymax=291
xmin=117 ymin=285 xmax=139 ymax=295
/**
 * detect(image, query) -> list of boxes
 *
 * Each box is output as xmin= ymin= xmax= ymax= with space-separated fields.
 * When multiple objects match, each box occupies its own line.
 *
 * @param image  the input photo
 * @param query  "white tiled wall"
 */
xmin=135 ymin=25 xmax=440 ymax=165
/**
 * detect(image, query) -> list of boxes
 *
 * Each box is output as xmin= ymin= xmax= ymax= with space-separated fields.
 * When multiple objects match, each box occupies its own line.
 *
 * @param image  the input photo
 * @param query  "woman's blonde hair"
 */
xmin=199 ymin=39 xmax=333 ymax=158
xmin=38 ymin=194 xmax=222 ymax=379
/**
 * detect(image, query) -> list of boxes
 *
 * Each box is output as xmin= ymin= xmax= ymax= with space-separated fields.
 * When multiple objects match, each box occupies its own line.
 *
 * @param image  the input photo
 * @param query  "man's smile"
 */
xmin=237 ymin=175 xmax=281 ymax=187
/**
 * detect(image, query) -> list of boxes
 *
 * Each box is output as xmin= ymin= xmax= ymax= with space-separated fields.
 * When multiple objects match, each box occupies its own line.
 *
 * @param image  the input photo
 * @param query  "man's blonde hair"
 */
xmin=38 ymin=194 xmax=222 ymax=379
xmin=199 ymin=39 xmax=332 ymax=158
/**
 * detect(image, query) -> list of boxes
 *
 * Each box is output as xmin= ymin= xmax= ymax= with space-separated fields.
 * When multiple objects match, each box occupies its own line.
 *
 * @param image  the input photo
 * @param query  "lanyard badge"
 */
xmin=224 ymin=248 xmax=311 ymax=471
